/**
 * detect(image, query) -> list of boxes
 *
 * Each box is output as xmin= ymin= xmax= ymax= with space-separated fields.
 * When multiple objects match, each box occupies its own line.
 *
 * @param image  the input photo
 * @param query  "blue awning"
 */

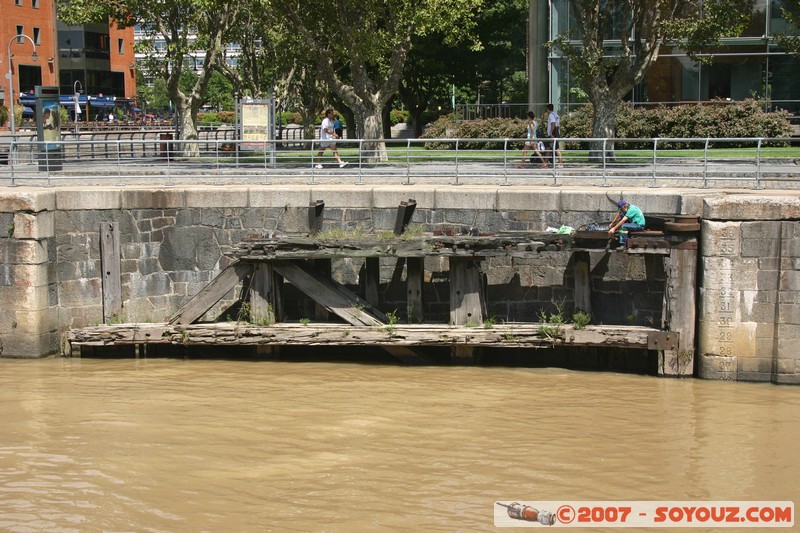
xmin=22 ymin=106 xmax=34 ymax=115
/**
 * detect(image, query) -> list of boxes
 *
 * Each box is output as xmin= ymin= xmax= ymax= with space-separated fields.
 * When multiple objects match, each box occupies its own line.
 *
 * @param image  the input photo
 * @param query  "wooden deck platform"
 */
xmin=65 ymin=200 xmax=700 ymax=375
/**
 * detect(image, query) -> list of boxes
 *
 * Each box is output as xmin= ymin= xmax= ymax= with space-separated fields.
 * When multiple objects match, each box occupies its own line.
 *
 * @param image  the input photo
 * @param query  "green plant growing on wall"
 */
xmin=572 ymin=311 xmax=591 ymax=330
xmin=385 ymin=309 xmax=399 ymax=336
xmin=300 ymin=317 xmax=311 ymax=325
xmin=483 ymin=315 xmax=497 ymax=329
xmin=537 ymin=298 xmax=567 ymax=339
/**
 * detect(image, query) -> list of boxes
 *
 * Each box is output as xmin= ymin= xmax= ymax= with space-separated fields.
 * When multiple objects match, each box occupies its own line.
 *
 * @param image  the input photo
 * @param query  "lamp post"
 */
xmin=6 ymin=33 xmax=38 ymax=138
xmin=73 ymin=80 xmax=82 ymax=134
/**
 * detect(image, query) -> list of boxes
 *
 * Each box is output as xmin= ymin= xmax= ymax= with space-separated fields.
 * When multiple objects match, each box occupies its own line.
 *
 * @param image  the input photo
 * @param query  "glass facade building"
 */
xmin=547 ymin=0 xmax=800 ymax=115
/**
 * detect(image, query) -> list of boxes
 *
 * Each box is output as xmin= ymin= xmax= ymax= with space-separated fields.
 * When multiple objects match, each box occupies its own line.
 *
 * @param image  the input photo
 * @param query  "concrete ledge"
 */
xmin=434 ymin=187 xmax=496 ymax=210
xmin=57 ymin=190 xmax=121 ymax=211
xmin=0 ymin=191 xmax=56 ymax=213
xmin=497 ymin=189 xmax=560 ymax=211
xmin=705 ymin=195 xmax=800 ymax=221
xmin=372 ymin=186 xmax=436 ymax=209
xmin=184 ymin=188 xmax=249 ymax=208
xmin=250 ymin=187 xmax=312 ymax=208
xmin=305 ymin=186 xmax=373 ymax=208
xmin=121 ymin=189 xmax=187 ymax=209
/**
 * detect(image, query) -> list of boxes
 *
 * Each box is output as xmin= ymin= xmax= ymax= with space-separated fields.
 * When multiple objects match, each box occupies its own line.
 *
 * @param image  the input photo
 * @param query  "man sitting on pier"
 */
xmin=608 ymin=200 xmax=646 ymax=246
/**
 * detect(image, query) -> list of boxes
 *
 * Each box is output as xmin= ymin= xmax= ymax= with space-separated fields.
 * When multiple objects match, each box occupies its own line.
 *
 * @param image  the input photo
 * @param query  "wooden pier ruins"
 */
xmin=66 ymin=200 xmax=701 ymax=375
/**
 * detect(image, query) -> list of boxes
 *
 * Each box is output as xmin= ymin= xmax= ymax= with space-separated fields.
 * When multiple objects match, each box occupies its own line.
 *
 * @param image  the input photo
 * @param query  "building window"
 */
xmin=32 ymin=0 xmax=39 ymax=7
xmin=33 ymin=27 xmax=40 ymax=45
xmin=118 ymin=38 xmax=124 ymax=54
xmin=15 ymin=0 xmax=22 ymax=6
xmin=16 ymin=26 xmax=24 ymax=43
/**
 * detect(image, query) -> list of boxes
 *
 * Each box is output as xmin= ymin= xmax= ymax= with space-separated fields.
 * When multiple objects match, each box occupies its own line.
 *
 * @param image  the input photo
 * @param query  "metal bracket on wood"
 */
xmin=309 ymin=200 xmax=324 ymax=235
xmin=394 ymin=199 xmax=417 ymax=235
xmin=647 ymin=331 xmax=679 ymax=351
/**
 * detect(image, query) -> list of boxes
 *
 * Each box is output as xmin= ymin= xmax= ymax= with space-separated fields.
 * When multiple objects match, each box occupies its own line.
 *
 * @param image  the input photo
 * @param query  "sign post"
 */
xmin=35 ymin=85 xmax=62 ymax=171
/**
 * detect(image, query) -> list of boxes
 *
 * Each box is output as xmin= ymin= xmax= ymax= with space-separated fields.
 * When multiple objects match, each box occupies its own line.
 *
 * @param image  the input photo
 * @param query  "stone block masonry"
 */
xmin=1 ymin=185 xmax=799 ymax=383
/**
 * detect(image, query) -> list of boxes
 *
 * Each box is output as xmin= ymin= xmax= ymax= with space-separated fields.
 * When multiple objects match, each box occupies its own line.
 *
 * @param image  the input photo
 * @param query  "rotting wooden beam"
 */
xmin=271 ymin=260 xmax=387 ymax=326
xmin=168 ymin=262 xmax=254 ymax=325
xmin=308 ymin=200 xmax=324 ymax=235
xmin=394 ymin=199 xmax=417 ymax=235
xmin=100 ymin=222 xmax=122 ymax=324
xmin=66 ymin=323 xmax=661 ymax=350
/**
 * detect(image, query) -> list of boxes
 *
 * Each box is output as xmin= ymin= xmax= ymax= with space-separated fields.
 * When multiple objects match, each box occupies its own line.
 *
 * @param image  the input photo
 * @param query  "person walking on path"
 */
xmin=315 ymin=109 xmax=348 ymax=169
xmin=608 ymin=200 xmax=646 ymax=246
xmin=546 ymin=103 xmax=563 ymax=167
xmin=518 ymin=111 xmax=546 ymax=168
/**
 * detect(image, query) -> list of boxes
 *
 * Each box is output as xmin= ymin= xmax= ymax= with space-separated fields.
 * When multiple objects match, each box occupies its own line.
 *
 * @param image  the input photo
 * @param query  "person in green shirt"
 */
xmin=608 ymin=200 xmax=646 ymax=246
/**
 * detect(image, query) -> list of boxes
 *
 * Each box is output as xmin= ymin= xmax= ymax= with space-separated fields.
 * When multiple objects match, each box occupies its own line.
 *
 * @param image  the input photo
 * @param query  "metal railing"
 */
xmin=1 ymin=136 xmax=799 ymax=189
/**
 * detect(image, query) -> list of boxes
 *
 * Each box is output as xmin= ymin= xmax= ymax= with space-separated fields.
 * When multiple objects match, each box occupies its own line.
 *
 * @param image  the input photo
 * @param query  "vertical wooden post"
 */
xmin=364 ymin=257 xmax=380 ymax=307
xmin=449 ymin=257 xmax=485 ymax=364
xmin=394 ymin=199 xmax=417 ymax=235
xmin=308 ymin=200 xmax=324 ymax=235
xmin=314 ymin=259 xmax=332 ymax=321
xmin=573 ymin=251 xmax=592 ymax=315
xmin=661 ymin=240 xmax=698 ymax=376
xmin=250 ymin=262 xmax=281 ymax=324
xmin=100 ymin=222 xmax=122 ymax=324
xmin=406 ymin=257 xmax=424 ymax=323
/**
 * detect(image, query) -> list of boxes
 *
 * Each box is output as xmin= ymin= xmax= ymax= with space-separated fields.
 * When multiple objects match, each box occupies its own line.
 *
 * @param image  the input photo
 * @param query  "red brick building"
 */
xmin=2 ymin=0 xmax=135 ymax=114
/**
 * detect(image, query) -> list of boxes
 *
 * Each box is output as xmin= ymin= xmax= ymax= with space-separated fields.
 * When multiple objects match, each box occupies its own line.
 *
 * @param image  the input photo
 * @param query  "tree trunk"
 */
xmin=352 ymin=100 xmax=387 ymax=163
xmin=179 ymin=101 xmax=200 ymax=157
xmin=589 ymin=96 xmax=618 ymax=163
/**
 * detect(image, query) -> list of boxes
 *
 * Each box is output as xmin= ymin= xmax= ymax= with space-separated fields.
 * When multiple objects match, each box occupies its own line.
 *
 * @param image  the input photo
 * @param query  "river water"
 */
xmin=1 ymin=357 xmax=797 ymax=532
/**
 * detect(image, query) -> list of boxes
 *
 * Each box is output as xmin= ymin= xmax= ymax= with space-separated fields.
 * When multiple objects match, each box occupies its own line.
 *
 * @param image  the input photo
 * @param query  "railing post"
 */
xmin=651 ymin=138 xmax=658 ymax=187
xmin=309 ymin=140 xmax=316 ymax=185
xmin=358 ymin=139 xmax=364 ymax=185
xmin=754 ymin=137 xmax=764 ymax=190
xmin=454 ymin=138 xmax=460 ymax=185
xmin=405 ymin=139 xmax=412 ymax=185
xmin=356 ymin=140 xmax=364 ymax=185
xmin=702 ymin=137 xmax=710 ymax=188
xmin=602 ymin=138 xmax=609 ymax=187
xmin=8 ymin=139 xmax=17 ymax=187
xmin=117 ymin=140 xmax=123 ymax=186
xmin=502 ymin=138 xmax=510 ymax=186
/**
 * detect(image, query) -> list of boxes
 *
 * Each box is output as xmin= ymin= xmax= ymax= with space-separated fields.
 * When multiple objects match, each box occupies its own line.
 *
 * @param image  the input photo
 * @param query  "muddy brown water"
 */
xmin=1 ymin=357 xmax=798 ymax=532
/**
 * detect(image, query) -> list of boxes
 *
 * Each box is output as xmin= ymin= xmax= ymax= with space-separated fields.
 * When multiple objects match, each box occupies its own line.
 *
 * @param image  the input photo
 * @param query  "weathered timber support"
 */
xmin=449 ymin=257 xmax=486 ymax=364
xmin=573 ymin=251 xmax=591 ymax=315
xmin=449 ymin=257 xmax=485 ymax=326
xmin=660 ymin=239 xmax=698 ymax=376
xmin=169 ymin=262 xmax=254 ymax=325
xmin=308 ymin=200 xmax=324 ymax=235
xmin=406 ymin=257 xmax=424 ymax=323
xmin=363 ymin=257 xmax=380 ymax=307
xmin=250 ymin=263 xmax=281 ymax=324
xmin=271 ymin=260 xmax=387 ymax=326
xmin=313 ymin=259 xmax=333 ymax=321
xmin=100 ymin=222 xmax=122 ymax=323
xmin=68 ymin=323 xmax=660 ymax=350
xmin=394 ymin=199 xmax=417 ymax=235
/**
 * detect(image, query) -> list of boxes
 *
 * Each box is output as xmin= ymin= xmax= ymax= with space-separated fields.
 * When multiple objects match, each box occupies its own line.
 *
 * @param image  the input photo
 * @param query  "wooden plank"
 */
xmin=573 ymin=251 xmax=592 ymax=315
xmin=100 ymin=222 xmax=122 ymax=323
xmin=313 ymin=259 xmax=332 ymax=321
xmin=449 ymin=257 xmax=485 ymax=326
xmin=168 ymin=262 xmax=253 ymax=325
xmin=660 ymin=244 xmax=698 ymax=376
xmin=363 ymin=257 xmax=380 ymax=307
xmin=271 ymin=260 xmax=387 ymax=326
xmin=406 ymin=257 xmax=424 ymax=323
xmin=67 ymin=323 xmax=660 ymax=349
xmin=250 ymin=263 xmax=280 ymax=324
xmin=308 ymin=200 xmax=324 ymax=235
xmin=393 ymin=199 xmax=417 ymax=235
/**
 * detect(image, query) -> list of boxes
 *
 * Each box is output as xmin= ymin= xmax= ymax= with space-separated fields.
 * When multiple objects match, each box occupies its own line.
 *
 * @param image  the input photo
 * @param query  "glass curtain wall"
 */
xmin=548 ymin=0 xmax=800 ymax=114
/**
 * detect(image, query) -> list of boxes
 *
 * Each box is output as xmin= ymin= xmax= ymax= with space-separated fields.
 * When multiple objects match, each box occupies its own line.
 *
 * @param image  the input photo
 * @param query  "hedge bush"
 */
xmin=423 ymin=99 xmax=793 ymax=150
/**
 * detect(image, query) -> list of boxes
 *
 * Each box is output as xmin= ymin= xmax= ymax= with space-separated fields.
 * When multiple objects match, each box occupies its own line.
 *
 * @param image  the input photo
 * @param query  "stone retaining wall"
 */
xmin=1 ymin=185 xmax=797 ymax=383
